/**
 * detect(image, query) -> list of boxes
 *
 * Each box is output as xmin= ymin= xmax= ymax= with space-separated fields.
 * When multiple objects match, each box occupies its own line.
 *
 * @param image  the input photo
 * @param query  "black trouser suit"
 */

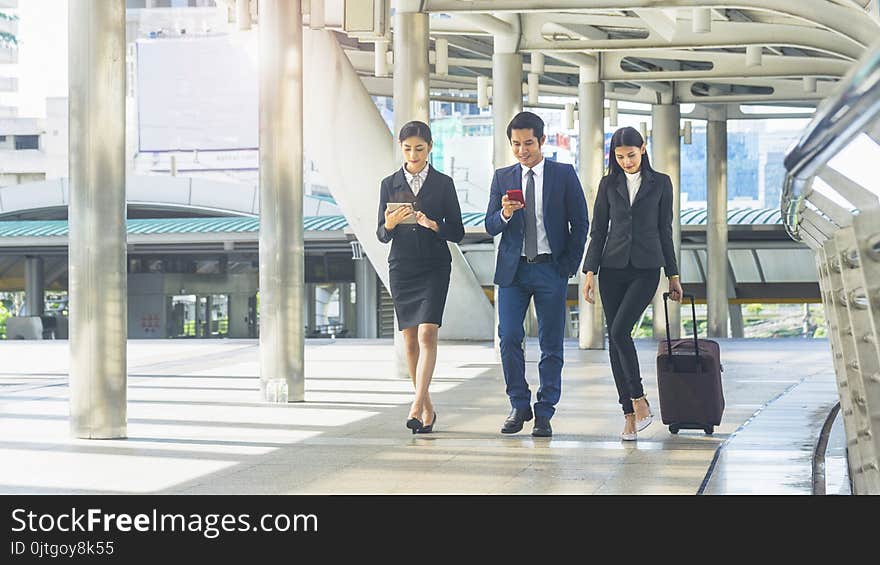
xmin=580 ymin=167 xmax=680 ymax=416
xmin=598 ymin=265 xmax=659 ymax=414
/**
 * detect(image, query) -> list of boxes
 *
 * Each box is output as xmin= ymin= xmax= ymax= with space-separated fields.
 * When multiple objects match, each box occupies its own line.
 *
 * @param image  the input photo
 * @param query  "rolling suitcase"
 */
xmin=656 ymin=292 xmax=724 ymax=435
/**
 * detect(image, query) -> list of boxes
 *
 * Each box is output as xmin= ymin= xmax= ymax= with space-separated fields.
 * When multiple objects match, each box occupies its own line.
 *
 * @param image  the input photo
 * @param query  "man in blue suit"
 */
xmin=485 ymin=111 xmax=589 ymax=437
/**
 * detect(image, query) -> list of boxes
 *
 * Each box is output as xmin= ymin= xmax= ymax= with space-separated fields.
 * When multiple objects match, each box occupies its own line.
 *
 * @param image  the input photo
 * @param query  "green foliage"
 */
xmin=0 ymin=301 xmax=8 ymax=339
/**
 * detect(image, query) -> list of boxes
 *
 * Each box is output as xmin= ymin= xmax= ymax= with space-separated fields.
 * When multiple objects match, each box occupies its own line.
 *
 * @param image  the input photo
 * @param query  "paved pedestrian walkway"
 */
xmin=0 ymin=338 xmax=840 ymax=494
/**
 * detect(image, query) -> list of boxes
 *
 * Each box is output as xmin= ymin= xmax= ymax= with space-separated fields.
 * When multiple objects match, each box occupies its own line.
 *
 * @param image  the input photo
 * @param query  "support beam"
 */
xmin=728 ymin=264 xmax=744 ymax=338
xmin=393 ymin=6 xmax=430 ymax=377
xmin=354 ymin=256 xmax=378 ymax=339
xmin=491 ymin=46 xmax=523 ymax=352
xmin=259 ymin=0 xmax=305 ymax=403
xmin=634 ymin=8 xmax=678 ymax=42
xmin=340 ymin=282 xmax=355 ymax=336
xmin=650 ymin=103 xmax=682 ymax=340
xmin=578 ymin=75 xmax=605 ymax=350
xmin=69 ymin=0 xmax=127 ymax=439
xmin=707 ymin=109 xmax=729 ymax=337
xmin=236 ymin=0 xmax=251 ymax=31
xmin=693 ymin=8 xmax=711 ymax=33
xmin=426 ymin=0 xmax=879 ymax=51
xmin=24 ymin=256 xmax=44 ymax=317
xmin=746 ymin=45 xmax=763 ymax=67
xmin=435 ymin=37 xmax=449 ymax=75
xmin=393 ymin=10 xmax=430 ymax=128
xmin=227 ymin=293 xmax=251 ymax=338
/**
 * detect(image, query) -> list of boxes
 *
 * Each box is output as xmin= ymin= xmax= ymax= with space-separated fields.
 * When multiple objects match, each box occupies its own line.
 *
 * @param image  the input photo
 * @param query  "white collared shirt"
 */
xmin=403 ymin=162 xmax=430 ymax=197
xmin=500 ymin=158 xmax=552 ymax=256
xmin=624 ymin=170 xmax=641 ymax=204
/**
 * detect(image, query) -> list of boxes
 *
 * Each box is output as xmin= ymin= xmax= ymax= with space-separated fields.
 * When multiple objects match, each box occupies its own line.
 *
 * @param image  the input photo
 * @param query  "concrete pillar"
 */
xmin=306 ymin=283 xmax=318 ymax=334
xmin=577 ymin=68 xmax=605 ymax=350
xmin=707 ymin=110 xmax=729 ymax=337
xmin=491 ymin=50 xmax=523 ymax=351
xmin=392 ymin=6 xmax=430 ymax=131
xmin=392 ymin=2 xmax=429 ymax=376
xmin=24 ymin=256 xmax=45 ymax=317
xmin=340 ymin=283 xmax=355 ymax=336
xmin=728 ymin=271 xmax=744 ymax=338
xmin=259 ymin=0 xmax=305 ymax=403
xmin=236 ymin=0 xmax=251 ymax=31
xmin=204 ymin=294 xmax=213 ymax=336
xmin=68 ymin=0 xmax=127 ymax=439
xmin=355 ymin=256 xmax=378 ymax=339
xmin=650 ymin=104 xmax=682 ymax=340
xmin=227 ymin=293 xmax=250 ymax=338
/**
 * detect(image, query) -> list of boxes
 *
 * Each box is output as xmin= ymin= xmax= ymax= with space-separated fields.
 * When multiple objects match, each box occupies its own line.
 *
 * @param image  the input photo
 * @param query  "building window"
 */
xmin=14 ymin=135 xmax=39 ymax=150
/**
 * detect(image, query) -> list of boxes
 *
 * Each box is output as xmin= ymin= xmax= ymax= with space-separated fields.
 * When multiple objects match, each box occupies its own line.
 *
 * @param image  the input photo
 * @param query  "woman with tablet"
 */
xmin=377 ymin=120 xmax=465 ymax=434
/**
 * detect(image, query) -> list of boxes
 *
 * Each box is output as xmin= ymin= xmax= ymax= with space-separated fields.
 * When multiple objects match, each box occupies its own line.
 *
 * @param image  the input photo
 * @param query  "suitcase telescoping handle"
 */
xmin=662 ymin=292 xmax=700 ymax=363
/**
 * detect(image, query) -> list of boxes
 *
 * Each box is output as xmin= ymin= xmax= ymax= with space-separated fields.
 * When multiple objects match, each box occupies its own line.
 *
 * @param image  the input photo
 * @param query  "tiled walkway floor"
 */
xmin=0 ymin=338 xmax=841 ymax=494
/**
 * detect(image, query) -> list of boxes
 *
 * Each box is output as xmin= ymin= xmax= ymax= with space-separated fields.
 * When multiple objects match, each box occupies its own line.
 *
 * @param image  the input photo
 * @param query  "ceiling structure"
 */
xmin=324 ymin=0 xmax=880 ymax=118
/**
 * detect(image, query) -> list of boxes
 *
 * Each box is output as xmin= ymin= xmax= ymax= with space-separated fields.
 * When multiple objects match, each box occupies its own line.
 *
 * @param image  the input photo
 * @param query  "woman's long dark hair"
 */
xmin=607 ymin=126 xmax=653 ymax=177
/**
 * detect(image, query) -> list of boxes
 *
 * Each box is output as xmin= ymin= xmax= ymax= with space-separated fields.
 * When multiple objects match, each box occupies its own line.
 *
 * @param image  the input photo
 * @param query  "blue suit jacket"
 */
xmin=485 ymin=159 xmax=589 ymax=287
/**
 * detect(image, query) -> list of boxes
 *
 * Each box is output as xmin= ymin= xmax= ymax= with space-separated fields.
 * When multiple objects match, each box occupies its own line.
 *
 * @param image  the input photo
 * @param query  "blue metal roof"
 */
xmin=0 ymin=207 xmax=781 ymax=239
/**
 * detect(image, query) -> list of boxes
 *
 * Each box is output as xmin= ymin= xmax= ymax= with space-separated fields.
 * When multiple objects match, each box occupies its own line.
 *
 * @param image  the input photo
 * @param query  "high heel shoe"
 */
xmin=417 ymin=412 xmax=437 ymax=434
xmin=406 ymin=416 xmax=424 ymax=434
xmin=621 ymin=415 xmax=637 ymax=441
xmin=634 ymin=397 xmax=654 ymax=432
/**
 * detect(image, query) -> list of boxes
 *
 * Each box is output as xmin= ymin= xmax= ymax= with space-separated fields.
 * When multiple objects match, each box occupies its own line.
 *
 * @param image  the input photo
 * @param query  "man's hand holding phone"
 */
xmin=502 ymin=189 xmax=525 ymax=219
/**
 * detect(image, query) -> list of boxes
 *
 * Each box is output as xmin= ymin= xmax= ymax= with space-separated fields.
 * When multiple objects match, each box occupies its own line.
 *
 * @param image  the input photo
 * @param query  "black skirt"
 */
xmin=389 ymin=261 xmax=451 ymax=330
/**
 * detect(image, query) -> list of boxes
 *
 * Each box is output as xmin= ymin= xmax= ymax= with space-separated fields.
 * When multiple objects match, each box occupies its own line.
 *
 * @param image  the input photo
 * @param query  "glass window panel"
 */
xmin=729 ymin=249 xmax=762 ymax=283
xmin=827 ymin=133 xmax=880 ymax=198
xmin=680 ymin=249 xmax=703 ymax=283
xmin=755 ymin=249 xmax=818 ymax=282
xmin=812 ymin=176 xmax=856 ymax=212
xmin=696 ymin=249 xmax=708 ymax=280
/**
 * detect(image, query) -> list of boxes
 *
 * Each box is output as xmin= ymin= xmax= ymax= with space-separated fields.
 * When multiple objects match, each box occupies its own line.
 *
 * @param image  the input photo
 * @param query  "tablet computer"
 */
xmin=387 ymin=202 xmax=417 ymax=224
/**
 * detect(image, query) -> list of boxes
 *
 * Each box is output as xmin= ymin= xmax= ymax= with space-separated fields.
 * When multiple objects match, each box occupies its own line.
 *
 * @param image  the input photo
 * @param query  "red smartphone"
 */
xmin=505 ymin=189 xmax=525 ymax=204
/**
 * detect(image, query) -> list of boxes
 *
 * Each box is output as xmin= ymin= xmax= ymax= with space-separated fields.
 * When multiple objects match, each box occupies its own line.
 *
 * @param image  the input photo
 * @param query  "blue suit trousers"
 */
xmin=498 ymin=261 xmax=569 ymax=419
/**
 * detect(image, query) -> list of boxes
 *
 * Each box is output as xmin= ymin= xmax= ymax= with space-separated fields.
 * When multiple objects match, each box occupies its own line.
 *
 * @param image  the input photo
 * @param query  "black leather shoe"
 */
xmin=531 ymin=416 xmax=552 ymax=437
xmin=501 ymin=407 xmax=533 ymax=434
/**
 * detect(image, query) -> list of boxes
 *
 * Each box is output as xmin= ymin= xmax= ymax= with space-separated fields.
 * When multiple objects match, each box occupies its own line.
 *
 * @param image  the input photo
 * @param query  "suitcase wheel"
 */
xmin=668 ymin=425 xmax=679 ymax=434
xmin=703 ymin=426 xmax=714 ymax=435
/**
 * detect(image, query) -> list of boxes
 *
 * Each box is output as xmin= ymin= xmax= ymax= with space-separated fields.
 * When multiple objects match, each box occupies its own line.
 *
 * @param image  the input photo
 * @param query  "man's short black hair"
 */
xmin=506 ymin=111 xmax=545 ymax=142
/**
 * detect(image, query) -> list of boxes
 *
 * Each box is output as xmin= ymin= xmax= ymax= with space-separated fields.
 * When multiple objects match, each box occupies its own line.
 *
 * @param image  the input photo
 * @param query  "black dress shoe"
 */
xmin=501 ymin=406 xmax=533 ymax=434
xmin=531 ymin=416 xmax=552 ymax=437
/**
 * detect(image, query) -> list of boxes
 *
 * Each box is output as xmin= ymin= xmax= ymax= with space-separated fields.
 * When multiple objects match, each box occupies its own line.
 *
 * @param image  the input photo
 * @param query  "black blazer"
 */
xmin=376 ymin=165 xmax=465 ymax=266
xmin=581 ymin=167 xmax=679 ymax=276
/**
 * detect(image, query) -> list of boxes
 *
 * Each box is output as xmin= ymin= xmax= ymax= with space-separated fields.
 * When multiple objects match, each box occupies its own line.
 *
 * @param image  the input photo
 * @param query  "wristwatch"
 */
xmin=668 ymin=274 xmax=680 ymax=280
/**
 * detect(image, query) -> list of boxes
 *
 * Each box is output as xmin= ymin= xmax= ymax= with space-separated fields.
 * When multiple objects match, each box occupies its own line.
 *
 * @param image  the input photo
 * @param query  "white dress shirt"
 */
xmin=501 ymin=158 xmax=552 ymax=256
xmin=624 ymin=170 xmax=641 ymax=205
xmin=403 ymin=162 xmax=430 ymax=197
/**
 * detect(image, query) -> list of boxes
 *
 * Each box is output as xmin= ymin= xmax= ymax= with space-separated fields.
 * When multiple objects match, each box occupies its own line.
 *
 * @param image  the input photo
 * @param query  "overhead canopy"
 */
xmin=333 ymin=0 xmax=880 ymax=111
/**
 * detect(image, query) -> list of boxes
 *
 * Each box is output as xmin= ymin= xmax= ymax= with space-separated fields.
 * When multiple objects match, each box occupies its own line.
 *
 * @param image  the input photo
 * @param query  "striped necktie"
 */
xmin=410 ymin=172 xmax=422 ymax=197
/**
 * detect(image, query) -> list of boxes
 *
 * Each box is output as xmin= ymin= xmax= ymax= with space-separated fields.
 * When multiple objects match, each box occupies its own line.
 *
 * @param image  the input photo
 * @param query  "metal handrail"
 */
xmin=782 ymin=39 xmax=880 ymax=242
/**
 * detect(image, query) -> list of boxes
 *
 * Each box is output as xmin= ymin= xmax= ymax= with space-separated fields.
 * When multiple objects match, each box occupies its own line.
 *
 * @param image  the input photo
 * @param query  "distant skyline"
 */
xmin=0 ymin=0 xmax=68 ymax=118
